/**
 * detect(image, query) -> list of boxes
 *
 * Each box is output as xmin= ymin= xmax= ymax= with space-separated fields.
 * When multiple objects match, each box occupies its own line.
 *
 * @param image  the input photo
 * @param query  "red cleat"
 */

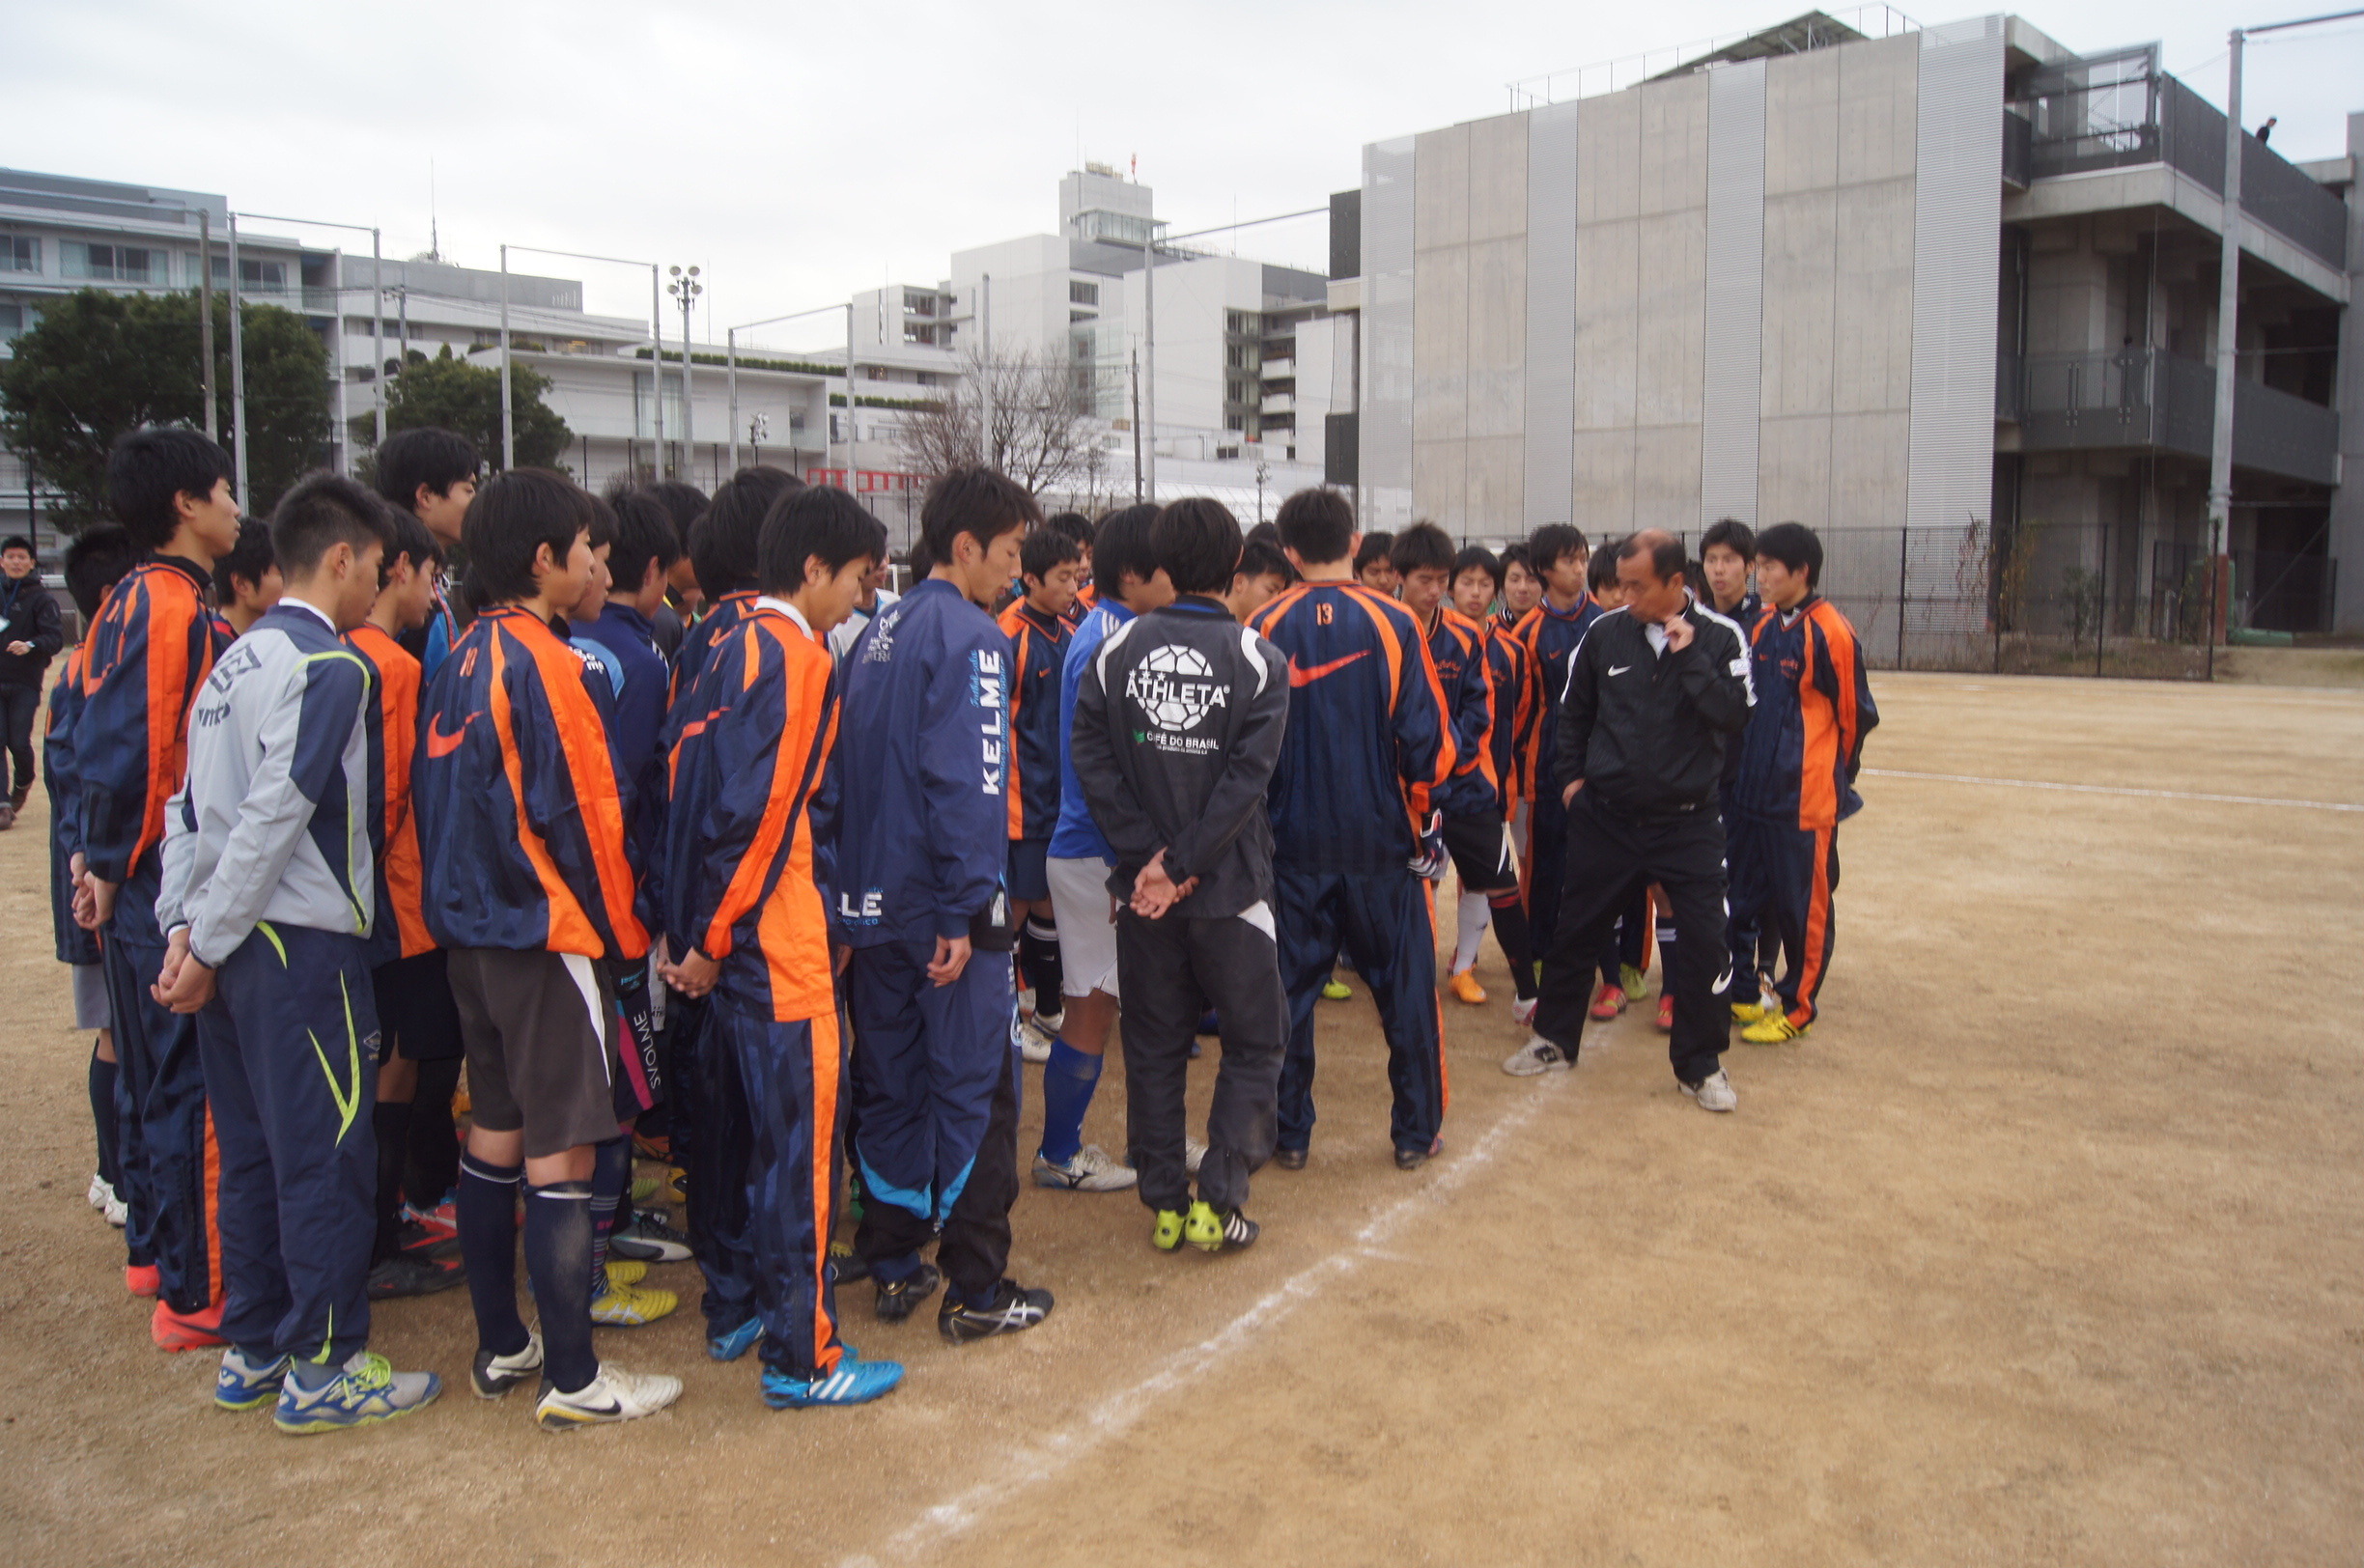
xmin=125 ymin=1263 xmax=160 ymax=1298
xmin=1655 ymin=994 xmax=1674 ymax=1031
xmin=151 ymin=1299 xmax=227 ymax=1353
xmin=1588 ymin=982 xmax=1627 ymax=1021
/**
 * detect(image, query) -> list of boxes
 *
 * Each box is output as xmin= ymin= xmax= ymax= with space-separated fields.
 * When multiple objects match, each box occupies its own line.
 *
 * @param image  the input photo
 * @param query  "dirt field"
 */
xmin=4 ymin=671 xmax=2360 ymax=1566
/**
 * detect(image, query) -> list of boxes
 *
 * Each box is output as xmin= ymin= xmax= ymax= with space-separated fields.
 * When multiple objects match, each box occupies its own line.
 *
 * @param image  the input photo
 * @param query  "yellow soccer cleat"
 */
xmin=1448 ymin=968 xmax=1488 ymax=1006
xmin=1741 ymin=1013 xmax=1809 ymax=1046
xmin=588 ymin=1278 xmax=679 ymax=1328
xmin=605 ymin=1258 xmax=647 ymax=1288
xmin=1730 ymin=999 xmax=1770 ymax=1024
xmin=1321 ymin=978 xmax=1352 ymax=1002
xmin=1620 ymin=964 xmax=1648 ymax=1001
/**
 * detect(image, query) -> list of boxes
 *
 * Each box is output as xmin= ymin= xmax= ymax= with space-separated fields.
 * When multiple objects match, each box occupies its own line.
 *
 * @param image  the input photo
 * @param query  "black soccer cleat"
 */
xmin=938 ymin=1278 xmax=1055 ymax=1345
xmin=873 ymin=1262 xmax=941 ymax=1324
xmin=1273 ymin=1146 xmax=1308 ymax=1171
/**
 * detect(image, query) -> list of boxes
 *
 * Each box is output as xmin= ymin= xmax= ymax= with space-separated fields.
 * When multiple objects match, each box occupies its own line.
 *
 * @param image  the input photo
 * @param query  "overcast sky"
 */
xmin=10 ymin=0 xmax=2358 ymax=349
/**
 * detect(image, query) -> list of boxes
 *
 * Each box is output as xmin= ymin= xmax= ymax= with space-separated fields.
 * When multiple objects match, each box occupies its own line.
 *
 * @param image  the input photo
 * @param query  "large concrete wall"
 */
xmin=1413 ymin=114 xmax=1531 ymax=533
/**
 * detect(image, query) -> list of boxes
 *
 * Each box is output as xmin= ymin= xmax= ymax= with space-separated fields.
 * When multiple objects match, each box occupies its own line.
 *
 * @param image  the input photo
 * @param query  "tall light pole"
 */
xmin=198 ymin=208 xmax=216 ymax=441
xmin=669 ymin=266 xmax=702 ymax=480
xmin=499 ymin=244 xmax=513 ymax=469
xmin=726 ymin=302 xmax=852 ymax=478
xmin=236 ymin=210 xmax=386 ymax=475
xmin=500 ymin=243 xmax=665 ymax=479
xmin=227 ymin=213 xmax=248 ymax=508
xmin=980 ymin=273 xmax=994 ymax=471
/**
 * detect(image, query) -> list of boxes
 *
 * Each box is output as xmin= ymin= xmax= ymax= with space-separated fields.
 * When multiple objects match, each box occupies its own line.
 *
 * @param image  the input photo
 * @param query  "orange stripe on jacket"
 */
xmin=349 ymin=624 xmax=434 ymax=957
xmin=996 ymin=605 xmax=1029 ymax=842
xmin=516 ymin=615 xmax=647 ymax=958
xmin=752 ymin=630 xmax=839 ymax=1021
xmin=136 ymin=571 xmax=202 ymax=874
xmin=486 ymin=631 xmax=602 ymax=956
xmin=705 ymin=621 xmax=801 ymax=960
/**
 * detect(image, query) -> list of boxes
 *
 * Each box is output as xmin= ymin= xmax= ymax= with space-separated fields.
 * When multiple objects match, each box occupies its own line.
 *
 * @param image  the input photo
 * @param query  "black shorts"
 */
xmin=445 ymin=948 xmax=621 ymax=1159
xmin=371 ymin=949 xmax=466 ymax=1063
xmin=1444 ymin=814 xmax=1520 ymax=894
xmin=1008 ymin=839 xmax=1051 ymax=903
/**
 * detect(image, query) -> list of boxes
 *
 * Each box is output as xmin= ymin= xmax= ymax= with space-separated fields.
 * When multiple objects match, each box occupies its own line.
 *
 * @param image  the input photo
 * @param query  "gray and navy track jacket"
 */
xmin=158 ymin=601 xmax=377 ymax=968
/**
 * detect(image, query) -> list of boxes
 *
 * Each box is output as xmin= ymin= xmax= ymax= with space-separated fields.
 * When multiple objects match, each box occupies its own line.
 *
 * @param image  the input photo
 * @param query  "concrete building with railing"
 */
xmin=1322 ymin=9 xmax=2362 ymax=651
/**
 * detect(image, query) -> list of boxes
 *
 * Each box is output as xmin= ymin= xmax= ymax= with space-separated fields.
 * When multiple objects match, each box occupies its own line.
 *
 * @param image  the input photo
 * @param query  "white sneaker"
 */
xmin=89 ymin=1173 xmax=127 ymax=1227
xmin=535 ymin=1362 xmax=683 ymax=1431
xmin=1014 ymin=1014 xmax=1056 ymax=1064
xmin=1036 ymin=1005 xmax=1066 ymax=1034
xmin=1185 ymin=1138 xmax=1207 ymax=1175
xmin=1680 ymin=1070 xmax=1737 ymax=1113
xmin=1501 ymin=1036 xmax=1572 ymax=1077
xmin=1032 ymin=1144 xmax=1138 ymax=1192
xmin=1509 ymin=995 xmax=1537 ymax=1026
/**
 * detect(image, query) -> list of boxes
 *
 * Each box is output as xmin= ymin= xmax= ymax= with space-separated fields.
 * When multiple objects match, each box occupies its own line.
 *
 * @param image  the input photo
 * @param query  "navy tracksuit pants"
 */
xmin=104 ymin=910 xmax=220 ymax=1310
xmin=678 ymin=994 xmax=760 ymax=1336
xmin=844 ymin=938 xmax=1020 ymax=1302
xmin=709 ymin=1002 xmax=848 ymax=1379
xmin=1727 ymin=812 xmax=1842 ymax=1029
xmin=1525 ymin=792 xmax=1569 ymax=955
xmin=1273 ymin=864 xmax=1447 ymax=1157
xmin=196 ymin=922 xmax=378 ymax=1365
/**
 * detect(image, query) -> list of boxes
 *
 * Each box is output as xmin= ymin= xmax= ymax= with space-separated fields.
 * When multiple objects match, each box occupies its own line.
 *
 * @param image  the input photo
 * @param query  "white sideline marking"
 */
xmin=1862 ymin=767 xmax=2364 ymax=814
xmin=839 ymin=1083 xmax=1564 ymax=1567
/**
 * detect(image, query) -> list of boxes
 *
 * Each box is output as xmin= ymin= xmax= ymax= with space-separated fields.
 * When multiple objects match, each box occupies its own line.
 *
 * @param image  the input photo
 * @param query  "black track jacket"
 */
xmin=1554 ymin=599 xmax=1754 ymax=820
xmin=1070 ymin=595 xmax=1289 ymax=917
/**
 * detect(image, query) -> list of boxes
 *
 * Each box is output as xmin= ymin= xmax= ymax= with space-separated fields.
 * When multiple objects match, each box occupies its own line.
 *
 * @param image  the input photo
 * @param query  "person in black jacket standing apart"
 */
xmin=1072 ymin=499 xmax=1290 ymax=1253
xmin=0 ymin=535 xmax=66 ymax=827
xmin=1503 ymin=530 xmax=1754 ymax=1112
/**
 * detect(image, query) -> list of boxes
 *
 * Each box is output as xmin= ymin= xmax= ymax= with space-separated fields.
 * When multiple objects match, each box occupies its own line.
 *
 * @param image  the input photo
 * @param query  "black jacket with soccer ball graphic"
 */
xmin=1070 ymin=595 xmax=1289 ymax=919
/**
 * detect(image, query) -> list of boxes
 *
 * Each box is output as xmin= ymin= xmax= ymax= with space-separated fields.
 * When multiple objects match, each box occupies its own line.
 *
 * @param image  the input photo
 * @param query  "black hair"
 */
xmin=1451 ymin=545 xmax=1501 ymax=590
xmin=270 ymin=472 xmax=397 ymax=578
xmin=1354 ymin=531 xmax=1395 ymax=573
xmin=106 ymin=428 xmax=235 ymax=548
xmin=374 ymin=427 xmax=481 ymax=513
xmin=1528 ymin=523 xmax=1590 ymax=574
xmin=903 ymin=535 xmax=935 ymax=577
xmin=584 ymin=490 xmax=618 ymax=555
xmin=1499 ymin=543 xmax=1534 ymax=576
xmin=1701 ymin=518 xmax=1757 ymax=562
xmin=385 ymin=509 xmax=441 ymax=576
xmin=694 ymin=466 xmax=802 ymax=598
xmin=1588 ymin=546 xmax=1622 ymax=593
xmin=462 ymin=467 xmax=596 ymax=605
xmin=920 ymin=465 xmax=1041 ymax=563
xmin=1091 ymin=503 xmax=1161 ymax=597
xmin=1044 ymin=511 xmax=1095 ymax=551
xmin=1235 ymin=538 xmax=1291 ymax=585
xmin=1614 ymin=530 xmax=1689 ymax=586
xmin=64 ymin=525 xmax=139 ymax=621
xmin=605 ymin=490 xmax=682 ymax=599
xmin=757 ymin=485 xmax=885 ymax=596
xmin=1389 ymin=521 xmax=1455 ymax=578
xmin=1753 ymin=520 xmax=1822 ymax=587
xmin=1020 ymin=527 xmax=1083 ymax=583
xmin=0 ymin=535 xmax=31 ymax=558
xmin=642 ymin=480 xmax=709 ymax=544
xmin=211 ymin=518 xmax=276 ymax=602
xmin=1274 ymin=487 xmax=1355 ymax=567
xmin=1150 ymin=498 xmax=1243 ymax=596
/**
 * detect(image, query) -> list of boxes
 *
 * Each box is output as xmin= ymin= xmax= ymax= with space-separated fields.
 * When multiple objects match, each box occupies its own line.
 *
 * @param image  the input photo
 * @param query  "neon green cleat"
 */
xmin=1620 ymin=964 xmax=1648 ymax=1001
xmin=1321 ymin=979 xmax=1352 ymax=1002
xmin=1183 ymin=1199 xmax=1258 ymax=1253
xmin=1741 ymin=1013 xmax=1809 ymax=1045
xmin=1152 ymin=1210 xmax=1187 ymax=1251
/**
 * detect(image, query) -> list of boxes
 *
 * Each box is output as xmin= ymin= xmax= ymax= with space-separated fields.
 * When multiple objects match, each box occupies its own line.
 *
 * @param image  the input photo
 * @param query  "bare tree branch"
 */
xmin=893 ymin=346 xmax=1097 ymax=499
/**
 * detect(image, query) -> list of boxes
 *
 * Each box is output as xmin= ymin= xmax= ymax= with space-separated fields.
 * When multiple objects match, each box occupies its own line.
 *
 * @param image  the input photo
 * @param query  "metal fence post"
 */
xmin=2205 ymin=553 xmax=2218 ymax=681
xmin=2095 ymin=522 xmax=2106 ymax=678
xmin=1896 ymin=526 xmax=1908 ymax=669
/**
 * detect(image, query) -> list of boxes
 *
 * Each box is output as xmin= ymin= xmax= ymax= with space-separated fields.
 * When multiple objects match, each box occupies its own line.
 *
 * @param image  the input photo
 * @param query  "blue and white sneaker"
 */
xmin=272 ymin=1351 xmax=440 ymax=1435
xmin=214 ymin=1346 xmax=291 ymax=1411
xmin=761 ymin=1348 xmax=904 ymax=1409
xmin=708 ymin=1318 xmax=763 ymax=1362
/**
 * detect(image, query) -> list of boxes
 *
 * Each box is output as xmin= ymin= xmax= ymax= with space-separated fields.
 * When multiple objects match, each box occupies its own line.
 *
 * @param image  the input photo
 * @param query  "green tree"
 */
xmin=353 ymin=345 xmax=572 ymax=474
xmin=0 ymin=288 xmax=331 ymax=528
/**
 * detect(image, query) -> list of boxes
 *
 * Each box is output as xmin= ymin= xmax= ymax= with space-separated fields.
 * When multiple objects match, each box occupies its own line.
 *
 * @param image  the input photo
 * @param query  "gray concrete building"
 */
xmin=1327 ymin=10 xmax=2360 ymax=657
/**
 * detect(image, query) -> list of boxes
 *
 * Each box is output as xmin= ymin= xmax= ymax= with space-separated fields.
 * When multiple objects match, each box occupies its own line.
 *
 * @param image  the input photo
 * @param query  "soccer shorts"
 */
xmin=1046 ymin=854 xmax=1119 ymax=1001
xmin=70 ymin=962 xmax=111 ymax=1031
xmin=372 ymin=948 xmax=466 ymax=1062
xmin=1443 ymin=814 xmax=1519 ymax=894
xmin=1007 ymin=838 xmax=1051 ymax=903
xmin=445 ymin=948 xmax=620 ymax=1159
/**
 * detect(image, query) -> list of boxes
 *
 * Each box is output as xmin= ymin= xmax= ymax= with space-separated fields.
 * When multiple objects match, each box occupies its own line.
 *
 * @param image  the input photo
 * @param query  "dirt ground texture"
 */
xmin=3 ymin=671 xmax=2359 ymax=1566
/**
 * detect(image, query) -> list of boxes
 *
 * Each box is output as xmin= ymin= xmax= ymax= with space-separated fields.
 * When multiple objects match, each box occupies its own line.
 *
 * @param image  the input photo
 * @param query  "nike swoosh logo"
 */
xmin=1287 ymin=650 xmax=1370 ymax=686
xmin=424 ymin=713 xmax=476 ymax=758
xmin=1608 ymin=664 xmax=1631 ymax=676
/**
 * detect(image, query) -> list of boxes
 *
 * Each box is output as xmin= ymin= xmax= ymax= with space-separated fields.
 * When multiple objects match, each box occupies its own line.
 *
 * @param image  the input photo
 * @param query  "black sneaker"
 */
xmin=1273 ymin=1147 xmax=1308 ymax=1171
xmin=1393 ymin=1135 xmax=1443 ymax=1172
xmin=608 ymin=1209 xmax=692 ymax=1263
xmin=828 ymin=1239 xmax=870 ymax=1284
xmin=873 ymin=1262 xmax=941 ymax=1323
xmin=368 ymin=1252 xmax=465 ymax=1300
xmin=938 ymin=1278 xmax=1055 ymax=1345
xmin=397 ymin=1218 xmax=462 ymax=1260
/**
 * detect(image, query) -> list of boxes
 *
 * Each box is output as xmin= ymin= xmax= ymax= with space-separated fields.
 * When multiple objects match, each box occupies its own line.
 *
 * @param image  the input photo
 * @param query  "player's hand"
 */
xmin=1406 ymin=810 xmax=1448 ymax=881
xmin=1562 ymin=778 xmax=1584 ymax=809
xmin=1131 ymin=850 xmax=1186 ymax=918
xmin=927 ymin=934 xmax=972 ymax=986
xmin=5 ymin=641 xmax=28 ymax=657
xmin=660 ymin=947 xmax=719 ymax=997
xmin=1662 ymin=612 xmax=1695 ymax=652
xmin=77 ymin=872 xmax=119 ymax=931
xmin=154 ymin=934 xmax=215 ymax=1014
xmin=831 ymin=943 xmax=851 ymax=977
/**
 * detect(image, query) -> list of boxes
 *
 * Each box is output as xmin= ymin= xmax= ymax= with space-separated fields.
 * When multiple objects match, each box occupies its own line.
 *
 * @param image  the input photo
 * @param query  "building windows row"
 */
xmin=1069 ymin=279 xmax=1099 ymax=307
xmin=2 ymin=237 xmax=37 ymax=273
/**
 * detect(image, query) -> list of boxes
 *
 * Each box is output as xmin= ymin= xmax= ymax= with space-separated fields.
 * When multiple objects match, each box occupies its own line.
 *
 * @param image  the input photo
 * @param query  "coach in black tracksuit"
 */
xmin=1520 ymin=530 xmax=1754 ymax=1104
xmin=1072 ymin=499 xmax=1289 ymax=1235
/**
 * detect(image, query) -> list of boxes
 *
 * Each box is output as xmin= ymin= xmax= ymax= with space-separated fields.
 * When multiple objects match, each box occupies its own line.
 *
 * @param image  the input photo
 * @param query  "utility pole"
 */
xmin=370 ymin=228 xmax=385 ymax=448
xmin=1130 ymin=348 xmax=1143 ymax=502
xmin=669 ymin=266 xmax=703 ymax=480
xmin=499 ymin=244 xmax=514 ymax=470
xmin=228 ymin=213 xmax=248 ymax=508
xmin=980 ymin=273 xmax=994 ymax=471
xmin=1142 ymin=238 xmax=1156 ymax=504
xmin=844 ymin=302 xmax=858 ymax=491
xmin=198 ymin=209 xmax=216 ymax=441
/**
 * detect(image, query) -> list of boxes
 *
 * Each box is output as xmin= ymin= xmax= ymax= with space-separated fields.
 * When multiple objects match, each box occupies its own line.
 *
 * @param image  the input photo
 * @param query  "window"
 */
xmin=0 ymin=237 xmax=36 ymax=273
xmin=211 ymin=255 xmax=290 ymax=293
xmin=66 ymin=242 xmax=158 ymax=283
xmin=1217 ymin=445 xmax=1241 ymax=461
xmin=903 ymin=290 xmax=937 ymax=317
xmin=0 ymin=304 xmax=22 ymax=340
xmin=1224 ymin=416 xmax=1243 ymax=433
xmin=1070 ymin=280 xmax=1099 ymax=307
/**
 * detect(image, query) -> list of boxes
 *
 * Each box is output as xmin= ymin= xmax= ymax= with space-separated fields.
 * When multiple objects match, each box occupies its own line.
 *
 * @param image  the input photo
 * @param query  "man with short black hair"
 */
xmin=1512 ymin=524 xmax=1599 ymax=961
xmin=998 ymin=527 xmax=1082 ymax=1055
xmin=1505 ymin=531 xmax=1752 ymax=1115
xmin=1353 ymin=530 xmax=1399 ymax=595
xmin=0 ymin=532 xmax=63 ymax=825
xmin=210 ymin=519 xmax=282 ymax=638
xmin=374 ymin=427 xmax=480 ymax=678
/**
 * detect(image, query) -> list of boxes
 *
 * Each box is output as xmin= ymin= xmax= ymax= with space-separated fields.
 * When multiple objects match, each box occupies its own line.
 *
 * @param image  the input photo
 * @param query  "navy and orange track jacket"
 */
xmin=348 ymin=622 xmax=434 ymax=964
xmin=1733 ymin=596 xmax=1879 ymax=830
xmin=996 ymin=600 xmax=1070 ymax=843
xmin=1421 ymin=605 xmax=1500 ymax=819
xmin=412 ymin=605 xmax=650 ymax=960
xmin=1512 ymin=593 xmax=1600 ymax=803
xmin=668 ymin=602 xmax=841 ymax=1022
xmin=1480 ymin=620 xmax=1537 ymax=815
xmin=1248 ymin=580 xmax=1455 ymax=875
xmin=668 ymin=590 xmax=757 ymax=716
xmin=45 ymin=646 xmax=98 ymax=966
xmin=75 ymin=555 xmax=230 ymax=941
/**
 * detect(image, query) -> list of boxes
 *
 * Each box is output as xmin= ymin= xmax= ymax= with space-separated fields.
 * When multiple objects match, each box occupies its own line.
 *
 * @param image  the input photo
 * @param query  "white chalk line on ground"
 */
xmin=838 ymin=1080 xmax=1565 ymax=1568
xmin=1863 ymin=767 xmax=2363 ymax=814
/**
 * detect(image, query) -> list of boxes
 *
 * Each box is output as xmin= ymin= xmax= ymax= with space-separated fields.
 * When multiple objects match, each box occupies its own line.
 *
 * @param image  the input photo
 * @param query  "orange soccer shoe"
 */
xmin=1654 ymin=994 xmax=1674 ymax=1031
xmin=152 ymin=1299 xmax=227 ymax=1353
xmin=1448 ymin=968 xmax=1488 ymax=1006
xmin=1589 ymin=982 xmax=1627 ymax=1022
xmin=125 ymin=1263 xmax=160 ymax=1298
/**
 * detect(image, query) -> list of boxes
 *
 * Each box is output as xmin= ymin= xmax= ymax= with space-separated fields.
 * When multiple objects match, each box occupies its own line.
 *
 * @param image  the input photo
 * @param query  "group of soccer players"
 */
xmin=37 ymin=415 xmax=1873 ymax=1436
